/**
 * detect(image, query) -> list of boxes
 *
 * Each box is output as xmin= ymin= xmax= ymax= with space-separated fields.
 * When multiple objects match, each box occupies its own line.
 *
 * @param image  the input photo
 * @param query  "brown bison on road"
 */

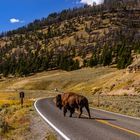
xmin=56 ymin=92 xmax=91 ymax=118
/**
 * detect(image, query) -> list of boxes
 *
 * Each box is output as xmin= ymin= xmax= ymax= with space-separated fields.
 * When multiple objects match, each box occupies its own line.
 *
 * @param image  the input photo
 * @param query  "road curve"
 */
xmin=34 ymin=98 xmax=140 ymax=140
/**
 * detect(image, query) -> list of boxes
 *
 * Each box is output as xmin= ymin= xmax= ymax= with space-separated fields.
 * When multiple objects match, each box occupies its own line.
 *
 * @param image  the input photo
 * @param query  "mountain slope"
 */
xmin=0 ymin=2 xmax=140 ymax=77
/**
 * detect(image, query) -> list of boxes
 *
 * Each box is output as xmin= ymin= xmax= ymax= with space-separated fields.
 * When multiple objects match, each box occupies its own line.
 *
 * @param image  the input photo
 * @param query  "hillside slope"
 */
xmin=0 ymin=66 xmax=140 ymax=96
xmin=0 ymin=2 xmax=140 ymax=76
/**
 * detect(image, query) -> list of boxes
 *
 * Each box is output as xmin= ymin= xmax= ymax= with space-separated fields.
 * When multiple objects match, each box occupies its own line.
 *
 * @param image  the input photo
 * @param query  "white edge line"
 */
xmin=90 ymin=107 xmax=140 ymax=120
xmin=34 ymin=99 xmax=71 ymax=140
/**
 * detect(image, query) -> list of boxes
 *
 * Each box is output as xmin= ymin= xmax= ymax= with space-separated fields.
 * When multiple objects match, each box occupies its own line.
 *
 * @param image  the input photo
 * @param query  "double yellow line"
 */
xmin=96 ymin=119 xmax=140 ymax=137
xmin=79 ymin=112 xmax=140 ymax=137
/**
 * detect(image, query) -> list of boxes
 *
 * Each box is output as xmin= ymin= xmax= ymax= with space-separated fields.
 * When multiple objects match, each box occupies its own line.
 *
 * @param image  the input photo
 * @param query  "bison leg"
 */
xmin=85 ymin=104 xmax=91 ymax=119
xmin=63 ymin=106 xmax=67 ymax=117
xmin=69 ymin=107 xmax=75 ymax=117
xmin=78 ymin=107 xmax=83 ymax=118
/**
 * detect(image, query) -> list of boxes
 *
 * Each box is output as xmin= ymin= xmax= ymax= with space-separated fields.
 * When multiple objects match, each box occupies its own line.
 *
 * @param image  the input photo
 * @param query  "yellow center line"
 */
xmin=96 ymin=119 xmax=140 ymax=137
xmin=76 ymin=111 xmax=140 ymax=137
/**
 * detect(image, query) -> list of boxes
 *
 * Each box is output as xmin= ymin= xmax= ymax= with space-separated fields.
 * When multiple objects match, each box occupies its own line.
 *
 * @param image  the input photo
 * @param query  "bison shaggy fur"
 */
xmin=56 ymin=92 xmax=91 ymax=118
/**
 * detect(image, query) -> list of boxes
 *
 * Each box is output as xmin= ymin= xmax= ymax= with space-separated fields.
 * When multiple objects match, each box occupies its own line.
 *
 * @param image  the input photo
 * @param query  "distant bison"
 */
xmin=56 ymin=92 xmax=91 ymax=118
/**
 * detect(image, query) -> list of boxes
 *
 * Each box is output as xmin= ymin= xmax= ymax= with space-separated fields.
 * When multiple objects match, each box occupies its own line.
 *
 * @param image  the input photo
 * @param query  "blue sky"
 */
xmin=0 ymin=0 xmax=103 ymax=33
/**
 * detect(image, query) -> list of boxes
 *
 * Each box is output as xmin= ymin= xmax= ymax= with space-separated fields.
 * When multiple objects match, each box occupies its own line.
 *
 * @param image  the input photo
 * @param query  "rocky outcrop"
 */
xmin=127 ymin=65 xmax=140 ymax=73
xmin=126 ymin=56 xmax=140 ymax=73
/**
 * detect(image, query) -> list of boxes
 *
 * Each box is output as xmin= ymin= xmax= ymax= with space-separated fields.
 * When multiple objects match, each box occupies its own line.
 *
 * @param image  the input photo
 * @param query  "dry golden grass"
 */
xmin=0 ymin=67 xmax=140 ymax=96
xmin=0 ymin=96 xmax=32 ymax=140
xmin=90 ymin=95 xmax=140 ymax=117
xmin=0 ymin=90 xmax=57 ymax=140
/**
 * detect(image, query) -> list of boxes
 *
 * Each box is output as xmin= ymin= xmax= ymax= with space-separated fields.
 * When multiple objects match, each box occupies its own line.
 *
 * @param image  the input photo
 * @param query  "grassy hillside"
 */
xmin=0 ymin=66 xmax=140 ymax=95
xmin=0 ymin=2 xmax=140 ymax=76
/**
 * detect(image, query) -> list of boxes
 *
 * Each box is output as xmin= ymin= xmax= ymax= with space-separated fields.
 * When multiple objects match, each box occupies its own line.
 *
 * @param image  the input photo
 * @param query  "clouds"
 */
xmin=80 ymin=0 xmax=94 ymax=5
xmin=80 ymin=0 xmax=104 ymax=5
xmin=10 ymin=18 xmax=24 ymax=23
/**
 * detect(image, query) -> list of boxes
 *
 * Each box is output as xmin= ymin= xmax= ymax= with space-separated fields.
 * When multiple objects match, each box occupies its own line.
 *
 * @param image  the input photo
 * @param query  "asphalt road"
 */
xmin=34 ymin=98 xmax=140 ymax=140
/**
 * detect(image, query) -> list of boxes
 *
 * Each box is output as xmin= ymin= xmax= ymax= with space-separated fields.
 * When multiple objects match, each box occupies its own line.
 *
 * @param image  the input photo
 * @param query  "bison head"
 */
xmin=56 ymin=94 xmax=62 ymax=110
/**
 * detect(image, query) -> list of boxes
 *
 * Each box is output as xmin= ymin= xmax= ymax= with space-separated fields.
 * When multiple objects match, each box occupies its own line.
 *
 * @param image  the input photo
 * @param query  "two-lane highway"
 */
xmin=34 ymin=98 xmax=140 ymax=140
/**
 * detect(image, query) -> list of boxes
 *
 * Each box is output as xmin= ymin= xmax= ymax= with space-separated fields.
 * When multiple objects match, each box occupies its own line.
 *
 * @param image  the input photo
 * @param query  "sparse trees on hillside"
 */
xmin=0 ymin=2 xmax=140 ymax=77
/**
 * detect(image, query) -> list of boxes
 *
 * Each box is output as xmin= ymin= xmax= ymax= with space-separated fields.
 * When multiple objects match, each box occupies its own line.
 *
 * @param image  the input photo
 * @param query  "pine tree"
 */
xmin=101 ymin=45 xmax=112 ymax=66
xmin=89 ymin=53 xmax=98 ymax=67
xmin=117 ymin=44 xmax=132 ymax=69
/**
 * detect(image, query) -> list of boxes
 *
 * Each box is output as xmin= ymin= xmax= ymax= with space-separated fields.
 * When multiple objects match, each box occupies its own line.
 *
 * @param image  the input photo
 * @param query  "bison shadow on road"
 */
xmin=70 ymin=116 xmax=116 ymax=121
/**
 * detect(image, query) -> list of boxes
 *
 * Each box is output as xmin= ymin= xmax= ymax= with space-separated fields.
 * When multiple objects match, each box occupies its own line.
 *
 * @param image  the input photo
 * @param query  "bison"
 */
xmin=56 ymin=92 xmax=91 ymax=118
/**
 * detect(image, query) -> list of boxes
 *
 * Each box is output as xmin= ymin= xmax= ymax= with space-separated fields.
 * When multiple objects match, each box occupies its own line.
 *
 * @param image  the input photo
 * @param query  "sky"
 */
xmin=0 ymin=0 xmax=104 ymax=33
